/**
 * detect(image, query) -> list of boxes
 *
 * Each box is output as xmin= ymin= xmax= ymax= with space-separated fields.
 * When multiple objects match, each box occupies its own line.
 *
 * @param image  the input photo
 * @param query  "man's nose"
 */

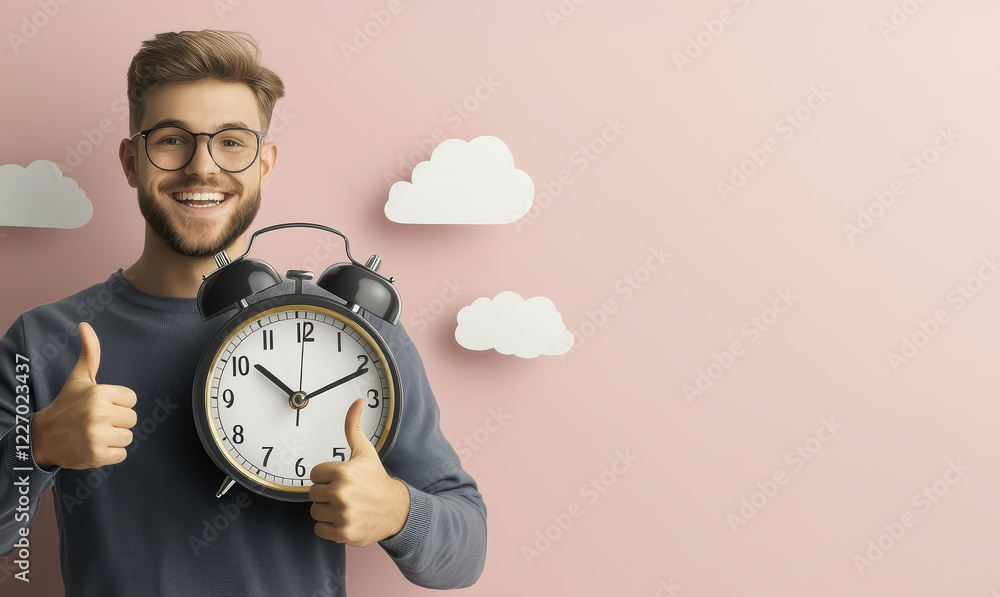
xmin=184 ymin=136 xmax=221 ymax=178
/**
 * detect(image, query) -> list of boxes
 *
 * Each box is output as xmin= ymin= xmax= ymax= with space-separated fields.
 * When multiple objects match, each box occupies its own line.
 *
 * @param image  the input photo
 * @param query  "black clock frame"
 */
xmin=192 ymin=292 xmax=403 ymax=502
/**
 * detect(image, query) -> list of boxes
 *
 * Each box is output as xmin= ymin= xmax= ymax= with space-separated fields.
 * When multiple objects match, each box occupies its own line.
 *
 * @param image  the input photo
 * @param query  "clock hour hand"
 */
xmin=304 ymin=365 xmax=369 ymax=400
xmin=254 ymin=364 xmax=296 ymax=397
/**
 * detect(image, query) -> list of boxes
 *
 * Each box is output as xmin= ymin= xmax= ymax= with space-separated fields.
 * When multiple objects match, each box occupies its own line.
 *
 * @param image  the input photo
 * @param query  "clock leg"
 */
xmin=216 ymin=475 xmax=236 ymax=498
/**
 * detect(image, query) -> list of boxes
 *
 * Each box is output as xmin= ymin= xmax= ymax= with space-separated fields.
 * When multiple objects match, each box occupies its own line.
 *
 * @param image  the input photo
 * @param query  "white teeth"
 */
xmin=173 ymin=191 xmax=227 ymax=208
xmin=176 ymin=192 xmax=224 ymax=201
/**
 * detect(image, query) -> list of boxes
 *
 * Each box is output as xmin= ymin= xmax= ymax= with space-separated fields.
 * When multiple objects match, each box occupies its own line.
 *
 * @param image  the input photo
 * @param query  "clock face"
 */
xmin=193 ymin=296 xmax=400 ymax=501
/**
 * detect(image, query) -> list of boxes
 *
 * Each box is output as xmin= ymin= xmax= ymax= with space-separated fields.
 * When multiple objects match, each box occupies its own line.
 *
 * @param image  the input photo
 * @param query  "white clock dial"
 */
xmin=202 ymin=304 xmax=396 ymax=496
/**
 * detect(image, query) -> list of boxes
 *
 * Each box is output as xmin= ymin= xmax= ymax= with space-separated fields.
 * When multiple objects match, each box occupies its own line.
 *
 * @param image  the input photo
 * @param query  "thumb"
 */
xmin=345 ymin=398 xmax=376 ymax=460
xmin=69 ymin=322 xmax=101 ymax=384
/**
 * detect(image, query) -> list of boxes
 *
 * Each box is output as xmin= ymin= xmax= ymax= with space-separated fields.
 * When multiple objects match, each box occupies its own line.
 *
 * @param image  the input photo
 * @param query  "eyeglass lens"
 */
xmin=145 ymin=127 xmax=259 ymax=172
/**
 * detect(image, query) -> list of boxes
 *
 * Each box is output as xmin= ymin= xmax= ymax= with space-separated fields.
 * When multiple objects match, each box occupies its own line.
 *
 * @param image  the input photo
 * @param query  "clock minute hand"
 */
xmin=254 ymin=364 xmax=296 ymax=397
xmin=304 ymin=366 xmax=369 ymax=400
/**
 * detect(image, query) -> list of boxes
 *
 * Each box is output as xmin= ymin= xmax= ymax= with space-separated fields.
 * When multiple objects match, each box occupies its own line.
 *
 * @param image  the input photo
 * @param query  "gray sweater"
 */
xmin=0 ymin=270 xmax=486 ymax=596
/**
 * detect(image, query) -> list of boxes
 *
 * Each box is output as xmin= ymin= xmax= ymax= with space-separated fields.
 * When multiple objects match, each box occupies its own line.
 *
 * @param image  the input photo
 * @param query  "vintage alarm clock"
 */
xmin=192 ymin=223 xmax=403 ymax=502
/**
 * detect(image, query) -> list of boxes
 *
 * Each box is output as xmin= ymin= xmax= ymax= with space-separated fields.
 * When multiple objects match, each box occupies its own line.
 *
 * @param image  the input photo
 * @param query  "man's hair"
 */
xmin=126 ymin=30 xmax=285 ymax=134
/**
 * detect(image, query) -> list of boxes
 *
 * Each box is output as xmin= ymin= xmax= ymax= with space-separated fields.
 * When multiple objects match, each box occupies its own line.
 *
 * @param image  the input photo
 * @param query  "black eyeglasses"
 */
xmin=131 ymin=125 xmax=266 ymax=173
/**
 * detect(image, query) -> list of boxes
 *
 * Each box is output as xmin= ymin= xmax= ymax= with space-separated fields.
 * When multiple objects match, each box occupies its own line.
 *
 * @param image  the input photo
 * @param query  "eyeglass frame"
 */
xmin=129 ymin=124 xmax=267 ymax=173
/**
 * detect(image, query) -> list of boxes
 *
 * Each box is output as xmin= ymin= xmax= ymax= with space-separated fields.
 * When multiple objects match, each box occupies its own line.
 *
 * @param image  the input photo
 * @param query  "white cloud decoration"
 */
xmin=455 ymin=291 xmax=574 ymax=358
xmin=0 ymin=160 xmax=93 ymax=228
xmin=385 ymin=136 xmax=534 ymax=224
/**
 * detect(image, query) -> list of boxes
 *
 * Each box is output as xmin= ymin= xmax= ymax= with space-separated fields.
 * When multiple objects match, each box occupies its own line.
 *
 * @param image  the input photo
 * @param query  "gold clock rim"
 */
xmin=204 ymin=303 xmax=396 ymax=493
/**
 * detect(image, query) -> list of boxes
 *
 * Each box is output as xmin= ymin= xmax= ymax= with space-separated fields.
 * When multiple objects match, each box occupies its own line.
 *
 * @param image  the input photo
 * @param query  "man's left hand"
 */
xmin=309 ymin=398 xmax=410 ymax=547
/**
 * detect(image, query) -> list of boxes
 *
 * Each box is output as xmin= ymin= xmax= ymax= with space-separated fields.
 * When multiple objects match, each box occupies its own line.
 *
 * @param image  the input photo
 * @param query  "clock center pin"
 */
xmin=289 ymin=391 xmax=309 ymax=409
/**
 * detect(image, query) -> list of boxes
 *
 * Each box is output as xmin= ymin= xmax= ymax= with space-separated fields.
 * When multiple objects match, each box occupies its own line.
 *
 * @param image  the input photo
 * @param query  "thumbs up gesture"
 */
xmin=309 ymin=398 xmax=411 ymax=547
xmin=31 ymin=322 xmax=138 ymax=471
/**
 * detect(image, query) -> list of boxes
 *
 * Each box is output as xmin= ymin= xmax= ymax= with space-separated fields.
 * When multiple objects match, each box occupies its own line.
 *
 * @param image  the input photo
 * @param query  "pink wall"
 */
xmin=3 ymin=0 xmax=1000 ymax=595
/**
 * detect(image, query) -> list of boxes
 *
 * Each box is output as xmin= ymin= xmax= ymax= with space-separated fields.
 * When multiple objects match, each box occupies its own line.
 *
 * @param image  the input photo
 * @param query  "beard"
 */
xmin=137 ymin=177 xmax=261 ymax=259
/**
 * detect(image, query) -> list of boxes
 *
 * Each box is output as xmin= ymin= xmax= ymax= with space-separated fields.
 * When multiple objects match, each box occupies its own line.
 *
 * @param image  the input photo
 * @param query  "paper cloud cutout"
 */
xmin=385 ymin=136 xmax=534 ymax=224
xmin=0 ymin=160 xmax=92 ymax=228
xmin=455 ymin=291 xmax=574 ymax=358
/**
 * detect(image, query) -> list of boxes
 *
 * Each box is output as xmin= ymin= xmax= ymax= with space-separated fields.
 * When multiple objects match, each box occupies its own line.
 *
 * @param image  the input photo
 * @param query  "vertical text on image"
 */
xmin=11 ymin=353 xmax=33 ymax=582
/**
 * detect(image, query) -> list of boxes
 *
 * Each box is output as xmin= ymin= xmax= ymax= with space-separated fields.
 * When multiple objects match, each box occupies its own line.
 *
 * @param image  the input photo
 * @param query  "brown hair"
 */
xmin=126 ymin=30 xmax=285 ymax=134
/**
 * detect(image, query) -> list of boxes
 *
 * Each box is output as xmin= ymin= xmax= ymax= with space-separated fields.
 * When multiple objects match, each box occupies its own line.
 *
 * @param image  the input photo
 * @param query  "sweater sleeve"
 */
xmin=372 ymin=320 xmax=487 ymax=589
xmin=0 ymin=316 xmax=59 ymax=557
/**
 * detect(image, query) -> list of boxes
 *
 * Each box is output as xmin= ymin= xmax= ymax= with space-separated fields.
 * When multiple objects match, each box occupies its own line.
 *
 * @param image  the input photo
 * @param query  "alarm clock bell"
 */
xmin=196 ymin=222 xmax=401 ymax=324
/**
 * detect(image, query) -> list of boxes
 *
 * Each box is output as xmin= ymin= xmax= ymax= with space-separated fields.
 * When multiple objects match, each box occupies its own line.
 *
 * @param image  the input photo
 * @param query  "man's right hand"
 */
xmin=31 ymin=322 xmax=138 ymax=471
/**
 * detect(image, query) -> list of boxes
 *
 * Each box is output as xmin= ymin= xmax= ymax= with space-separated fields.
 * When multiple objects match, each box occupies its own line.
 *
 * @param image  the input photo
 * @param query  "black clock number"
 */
xmin=262 ymin=329 xmax=274 ymax=350
xmin=222 ymin=389 xmax=235 ymax=408
xmin=357 ymin=355 xmax=369 ymax=370
xmin=297 ymin=322 xmax=315 ymax=343
xmin=232 ymin=355 xmax=250 ymax=377
xmin=232 ymin=424 xmax=244 ymax=444
xmin=367 ymin=389 xmax=379 ymax=408
xmin=262 ymin=446 xmax=273 ymax=466
xmin=295 ymin=458 xmax=306 ymax=477
xmin=332 ymin=447 xmax=347 ymax=461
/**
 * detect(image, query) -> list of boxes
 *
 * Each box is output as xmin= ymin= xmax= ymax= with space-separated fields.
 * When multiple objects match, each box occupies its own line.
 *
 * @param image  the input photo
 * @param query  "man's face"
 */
xmin=122 ymin=80 xmax=276 ymax=258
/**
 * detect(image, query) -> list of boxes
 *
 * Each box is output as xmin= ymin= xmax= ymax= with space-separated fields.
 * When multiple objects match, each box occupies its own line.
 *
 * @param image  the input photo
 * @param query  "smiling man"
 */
xmin=122 ymin=39 xmax=277 ymax=296
xmin=0 ymin=30 xmax=486 ymax=596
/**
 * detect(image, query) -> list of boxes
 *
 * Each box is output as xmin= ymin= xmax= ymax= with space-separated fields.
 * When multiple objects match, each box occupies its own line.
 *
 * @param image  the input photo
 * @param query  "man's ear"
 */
xmin=120 ymin=137 xmax=140 ymax=189
xmin=259 ymin=141 xmax=277 ymax=190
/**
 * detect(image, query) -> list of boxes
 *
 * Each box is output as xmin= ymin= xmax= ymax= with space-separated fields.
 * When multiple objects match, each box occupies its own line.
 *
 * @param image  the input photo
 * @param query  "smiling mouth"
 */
xmin=172 ymin=191 xmax=231 ymax=208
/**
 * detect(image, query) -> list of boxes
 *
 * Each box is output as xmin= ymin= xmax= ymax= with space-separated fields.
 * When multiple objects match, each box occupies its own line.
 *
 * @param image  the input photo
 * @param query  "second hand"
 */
xmin=296 ymin=321 xmax=307 ymax=427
